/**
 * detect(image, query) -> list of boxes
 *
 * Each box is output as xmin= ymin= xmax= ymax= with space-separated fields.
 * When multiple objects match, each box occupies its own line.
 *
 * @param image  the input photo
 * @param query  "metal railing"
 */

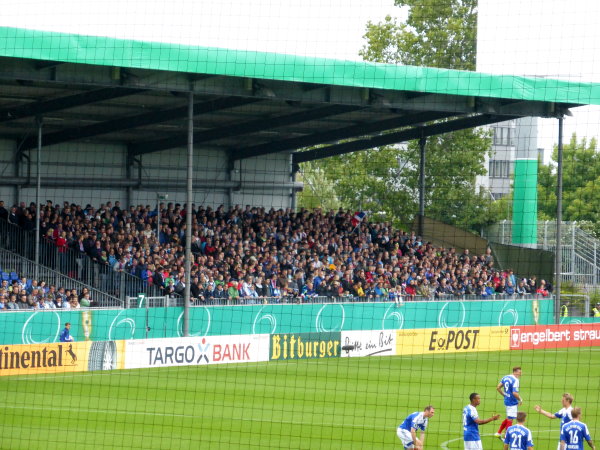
xmin=0 ymin=247 xmax=122 ymax=307
xmin=148 ymin=293 xmax=551 ymax=307
xmin=0 ymin=218 xmax=166 ymax=300
xmin=484 ymin=220 xmax=600 ymax=290
xmin=560 ymin=293 xmax=591 ymax=317
xmin=125 ymin=295 xmax=181 ymax=308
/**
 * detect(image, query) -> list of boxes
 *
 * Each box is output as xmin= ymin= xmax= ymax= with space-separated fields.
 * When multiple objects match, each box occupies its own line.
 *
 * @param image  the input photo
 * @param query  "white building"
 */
xmin=477 ymin=117 xmax=540 ymax=200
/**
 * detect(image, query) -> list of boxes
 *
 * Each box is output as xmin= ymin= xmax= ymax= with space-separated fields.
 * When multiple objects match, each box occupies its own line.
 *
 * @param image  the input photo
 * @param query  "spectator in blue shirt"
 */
xmin=505 ymin=281 xmax=515 ymax=296
xmin=59 ymin=322 xmax=74 ymax=342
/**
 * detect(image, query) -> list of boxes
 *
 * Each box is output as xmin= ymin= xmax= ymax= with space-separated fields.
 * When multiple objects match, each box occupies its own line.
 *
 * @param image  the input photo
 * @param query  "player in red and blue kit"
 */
xmin=560 ymin=407 xmax=595 ymax=450
xmin=504 ymin=412 xmax=534 ymax=450
xmin=496 ymin=366 xmax=523 ymax=439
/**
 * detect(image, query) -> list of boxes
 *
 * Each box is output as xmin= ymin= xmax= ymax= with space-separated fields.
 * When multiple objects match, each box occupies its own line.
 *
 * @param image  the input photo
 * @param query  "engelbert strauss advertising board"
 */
xmin=510 ymin=324 xmax=600 ymax=350
xmin=124 ymin=334 xmax=270 ymax=369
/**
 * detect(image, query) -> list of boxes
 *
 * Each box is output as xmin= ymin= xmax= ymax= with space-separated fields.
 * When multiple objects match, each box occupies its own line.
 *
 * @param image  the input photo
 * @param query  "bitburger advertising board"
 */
xmin=396 ymin=326 xmax=510 ymax=356
xmin=269 ymin=332 xmax=341 ymax=361
xmin=124 ymin=334 xmax=270 ymax=369
xmin=340 ymin=330 xmax=396 ymax=357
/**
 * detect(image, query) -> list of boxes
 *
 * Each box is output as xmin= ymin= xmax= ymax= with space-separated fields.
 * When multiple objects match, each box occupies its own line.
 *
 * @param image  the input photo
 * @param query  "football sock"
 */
xmin=497 ymin=419 xmax=509 ymax=434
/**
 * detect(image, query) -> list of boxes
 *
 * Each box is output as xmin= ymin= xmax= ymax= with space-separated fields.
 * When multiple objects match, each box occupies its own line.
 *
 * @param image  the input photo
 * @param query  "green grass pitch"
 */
xmin=0 ymin=348 xmax=598 ymax=449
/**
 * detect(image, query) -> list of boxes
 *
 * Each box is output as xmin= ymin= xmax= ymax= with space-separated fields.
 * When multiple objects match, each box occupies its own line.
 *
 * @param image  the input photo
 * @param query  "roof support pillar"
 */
xmin=34 ymin=116 xmax=42 ymax=279
xmin=226 ymin=152 xmax=236 ymax=211
xmin=418 ymin=135 xmax=427 ymax=237
xmin=125 ymin=153 xmax=134 ymax=208
xmin=13 ymin=143 xmax=21 ymax=206
xmin=291 ymin=158 xmax=299 ymax=212
xmin=554 ymin=116 xmax=564 ymax=324
xmin=183 ymin=91 xmax=194 ymax=337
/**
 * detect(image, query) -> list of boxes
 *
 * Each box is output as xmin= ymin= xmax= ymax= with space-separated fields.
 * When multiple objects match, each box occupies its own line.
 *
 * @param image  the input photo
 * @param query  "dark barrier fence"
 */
xmin=490 ymin=242 xmax=555 ymax=285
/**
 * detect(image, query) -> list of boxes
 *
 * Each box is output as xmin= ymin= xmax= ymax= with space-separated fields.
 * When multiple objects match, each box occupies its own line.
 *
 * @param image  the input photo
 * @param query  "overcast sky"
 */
xmin=478 ymin=0 xmax=600 ymax=156
xmin=0 ymin=0 xmax=400 ymax=61
xmin=2 ymin=0 xmax=599 ymax=154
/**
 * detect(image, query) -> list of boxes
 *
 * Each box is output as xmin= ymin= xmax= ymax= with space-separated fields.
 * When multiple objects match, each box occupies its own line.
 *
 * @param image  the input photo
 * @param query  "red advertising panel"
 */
xmin=510 ymin=324 xmax=600 ymax=350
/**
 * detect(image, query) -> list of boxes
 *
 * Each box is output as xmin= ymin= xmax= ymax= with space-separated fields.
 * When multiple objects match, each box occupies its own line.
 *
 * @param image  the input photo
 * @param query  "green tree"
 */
xmin=360 ymin=0 xmax=477 ymax=70
xmin=296 ymin=160 xmax=345 ymax=210
xmin=298 ymin=0 xmax=503 ymax=232
xmin=538 ymin=134 xmax=600 ymax=235
xmin=311 ymin=146 xmax=414 ymax=226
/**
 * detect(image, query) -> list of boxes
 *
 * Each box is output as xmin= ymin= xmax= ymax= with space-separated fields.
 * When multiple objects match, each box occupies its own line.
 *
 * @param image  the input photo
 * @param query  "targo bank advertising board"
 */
xmin=124 ymin=335 xmax=270 ymax=369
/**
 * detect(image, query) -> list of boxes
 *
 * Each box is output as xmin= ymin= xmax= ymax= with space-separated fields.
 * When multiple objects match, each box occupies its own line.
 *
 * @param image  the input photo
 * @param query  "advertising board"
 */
xmin=396 ymin=326 xmax=510 ymax=355
xmin=340 ymin=330 xmax=396 ymax=357
xmin=0 ymin=340 xmax=125 ymax=376
xmin=124 ymin=334 xmax=269 ymax=369
xmin=269 ymin=332 xmax=341 ymax=361
xmin=510 ymin=324 xmax=600 ymax=350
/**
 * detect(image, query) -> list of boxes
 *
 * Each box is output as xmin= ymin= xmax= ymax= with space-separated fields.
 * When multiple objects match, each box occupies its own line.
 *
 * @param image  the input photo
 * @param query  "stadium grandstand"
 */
xmin=0 ymin=9 xmax=599 ymax=449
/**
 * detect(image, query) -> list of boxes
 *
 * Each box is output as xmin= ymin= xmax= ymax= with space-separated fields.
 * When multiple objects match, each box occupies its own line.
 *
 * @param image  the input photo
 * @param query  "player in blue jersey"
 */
xmin=560 ymin=407 xmax=595 ymax=450
xmin=396 ymin=405 xmax=435 ymax=449
xmin=463 ymin=393 xmax=500 ymax=450
xmin=495 ymin=366 xmax=523 ymax=439
xmin=535 ymin=393 xmax=574 ymax=450
xmin=503 ymin=412 xmax=534 ymax=450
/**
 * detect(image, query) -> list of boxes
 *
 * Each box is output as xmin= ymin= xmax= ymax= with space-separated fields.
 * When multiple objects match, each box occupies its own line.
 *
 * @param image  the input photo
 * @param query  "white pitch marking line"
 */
xmin=6 ymin=360 xmax=304 ymax=381
xmin=1 ymin=404 xmax=387 ymax=431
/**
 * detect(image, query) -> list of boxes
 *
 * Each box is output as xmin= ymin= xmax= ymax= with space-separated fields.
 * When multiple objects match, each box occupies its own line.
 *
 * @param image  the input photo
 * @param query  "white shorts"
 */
xmin=396 ymin=428 xmax=415 ymax=448
xmin=464 ymin=440 xmax=483 ymax=450
xmin=505 ymin=405 xmax=518 ymax=419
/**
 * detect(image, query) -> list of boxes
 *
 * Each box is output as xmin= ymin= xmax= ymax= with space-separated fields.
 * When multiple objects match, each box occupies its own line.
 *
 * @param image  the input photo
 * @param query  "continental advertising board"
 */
xmin=269 ymin=332 xmax=341 ymax=361
xmin=0 ymin=340 xmax=125 ymax=376
xmin=124 ymin=334 xmax=270 ymax=369
xmin=396 ymin=326 xmax=510 ymax=355
xmin=510 ymin=323 xmax=600 ymax=350
xmin=340 ymin=330 xmax=396 ymax=358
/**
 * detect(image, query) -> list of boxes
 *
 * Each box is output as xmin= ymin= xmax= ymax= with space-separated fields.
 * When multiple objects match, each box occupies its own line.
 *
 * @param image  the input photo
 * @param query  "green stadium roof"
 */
xmin=1 ymin=26 xmax=599 ymax=106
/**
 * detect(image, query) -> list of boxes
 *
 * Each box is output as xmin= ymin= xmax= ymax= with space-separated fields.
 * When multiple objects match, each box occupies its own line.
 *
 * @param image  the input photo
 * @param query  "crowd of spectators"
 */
xmin=0 ymin=276 xmax=94 ymax=310
xmin=0 ymin=199 xmax=551 ymax=305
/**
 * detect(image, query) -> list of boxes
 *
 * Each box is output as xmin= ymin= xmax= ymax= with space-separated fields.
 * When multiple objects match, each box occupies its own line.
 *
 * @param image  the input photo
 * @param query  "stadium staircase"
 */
xmin=0 ymin=247 xmax=122 ymax=307
xmin=0 ymin=218 xmax=165 ymax=306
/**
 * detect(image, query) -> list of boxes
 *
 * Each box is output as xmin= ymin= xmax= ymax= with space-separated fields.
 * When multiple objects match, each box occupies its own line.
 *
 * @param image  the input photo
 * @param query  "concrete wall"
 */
xmin=0 ymin=138 xmax=294 ymax=210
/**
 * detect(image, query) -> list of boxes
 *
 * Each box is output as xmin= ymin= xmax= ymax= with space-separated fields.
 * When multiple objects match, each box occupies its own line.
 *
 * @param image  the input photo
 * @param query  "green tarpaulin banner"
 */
xmin=0 ymin=299 xmax=553 ymax=345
